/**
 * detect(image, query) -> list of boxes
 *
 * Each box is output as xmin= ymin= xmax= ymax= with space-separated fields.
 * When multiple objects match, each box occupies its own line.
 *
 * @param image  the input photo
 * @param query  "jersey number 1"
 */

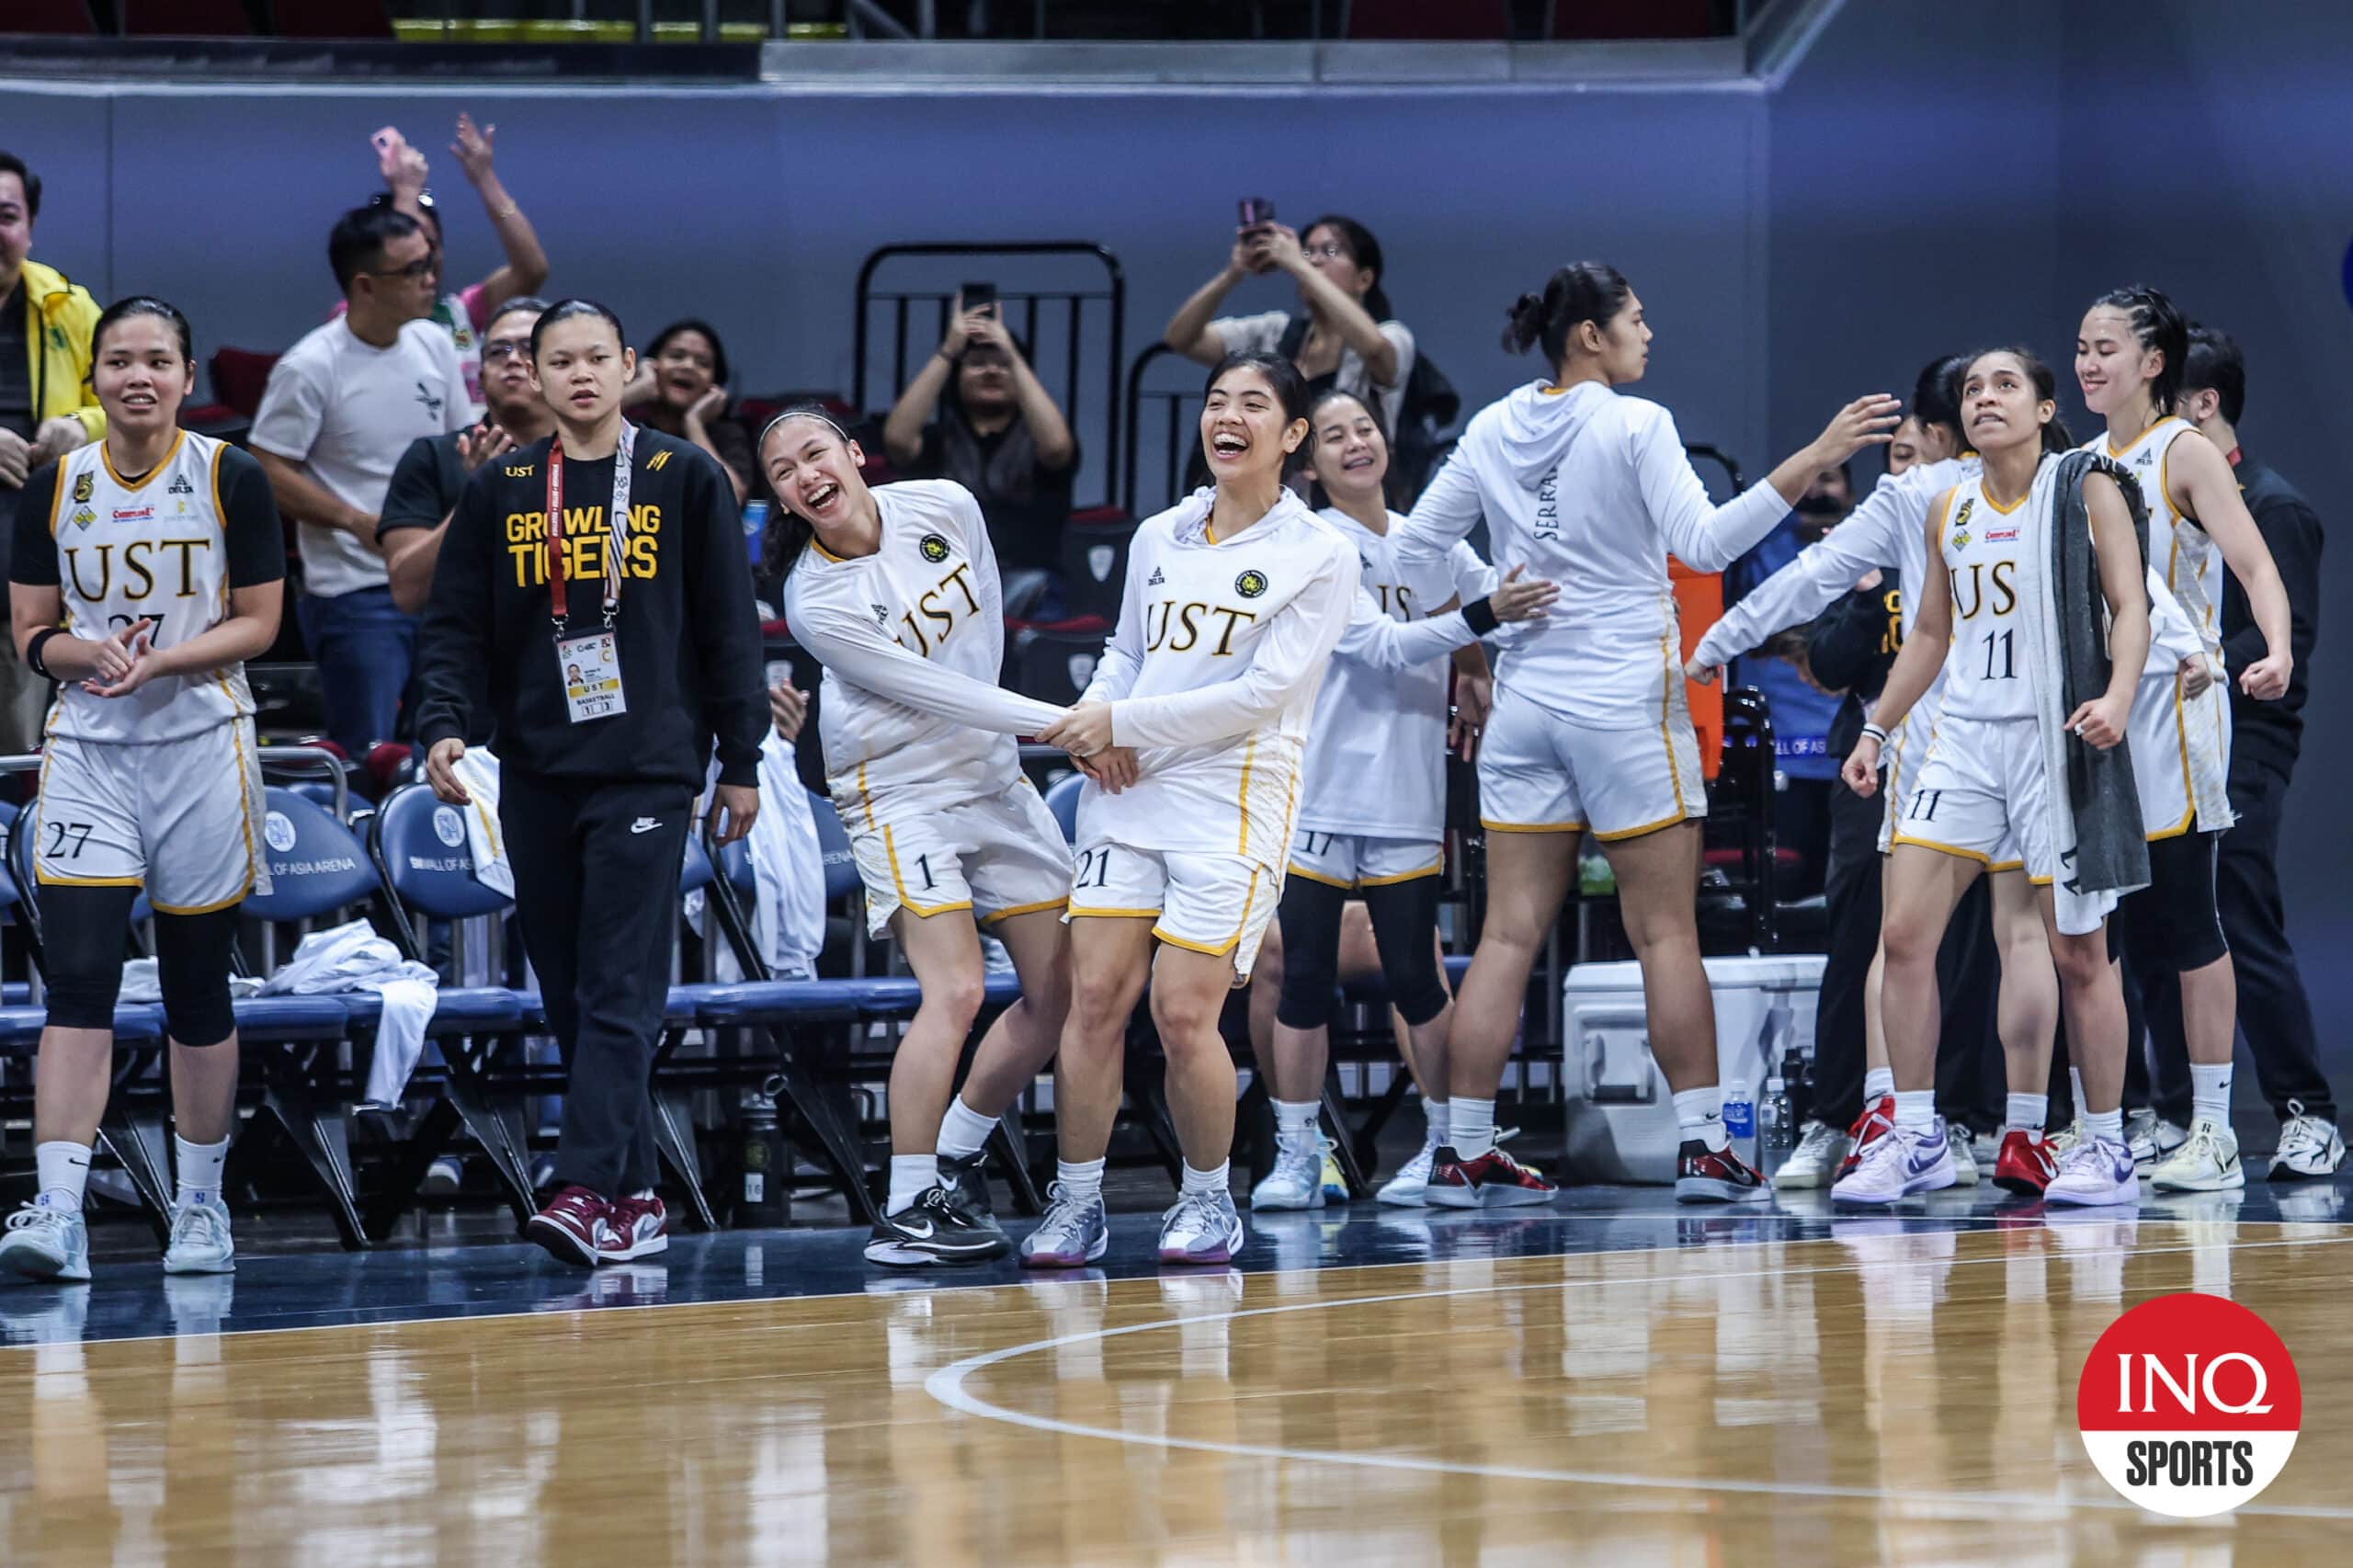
xmin=1980 ymin=630 xmax=2015 ymax=681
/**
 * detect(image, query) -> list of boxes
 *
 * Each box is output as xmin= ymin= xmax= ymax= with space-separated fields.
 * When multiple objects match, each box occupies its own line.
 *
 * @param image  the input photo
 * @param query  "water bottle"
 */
xmin=737 ymin=1092 xmax=790 ymax=1227
xmin=1759 ymin=1074 xmax=1793 ymax=1174
xmin=740 ymin=500 xmax=770 ymax=567
xmin=1723 ymin=1078 xmax=1756 ymax=1165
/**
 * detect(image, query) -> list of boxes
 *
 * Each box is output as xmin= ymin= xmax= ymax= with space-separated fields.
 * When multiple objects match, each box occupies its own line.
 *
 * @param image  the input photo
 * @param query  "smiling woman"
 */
xmin=626 ymin=318 xmax=756 ymax=506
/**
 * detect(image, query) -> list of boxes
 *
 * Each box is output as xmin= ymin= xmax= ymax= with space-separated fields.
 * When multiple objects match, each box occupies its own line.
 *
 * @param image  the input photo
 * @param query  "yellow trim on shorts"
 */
xmin=1234 ymin=734 xmax=1256 ymax=857
xmin=1151 ymin=865 xmax=1261 ymax=959
xmin=99 ymin=428 xmax=185 ymax=492
xmin=855 ymin=762 xmax=876 ymax=834
xmin=230 ymin=718 xmax=259 ymax=892
xmin=1989 ymin=858 xmax=2024 ymax=874
xmin=2028 ymin=873 xmax=2054 ymax=887
xmin=978 ymin=896 xmax=1068 ymax=926
xmin=1656 ymin=624 xmax=1689 ymax=824
xmin=1286 ymin=862 xmax=1355 ymax=889
xmin=1480 ymin=818 xmax=1585 ymax=834
xmin=152 ymin=885 xmax=252 ymax=916
xmin=1596 ymin=809 xmax=1689 ymax=843
xmin=1357 ymin=861 xmax=1442 ymax=887
xmin=881 ymin=824 xmax=968 ymax=917
xmin=892 ymin=899 xmax=974 ymax=920
xmin=1068 ymin=904 xmax=1159 ymax=919
xmin=34 ymin=871 xmax=144 ymax=888
xmin=1888 ymin=832 xmax=1994 ymax=867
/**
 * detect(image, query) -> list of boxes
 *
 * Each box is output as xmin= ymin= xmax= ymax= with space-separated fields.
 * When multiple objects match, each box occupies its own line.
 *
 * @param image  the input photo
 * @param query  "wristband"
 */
xmin=1461 ymin=597 xmax=1501 ymax=638
xmin=1859 ymin=722 xmax=1890 ymax=746
xmin=25 ymin=627 xmax=62 ymax=679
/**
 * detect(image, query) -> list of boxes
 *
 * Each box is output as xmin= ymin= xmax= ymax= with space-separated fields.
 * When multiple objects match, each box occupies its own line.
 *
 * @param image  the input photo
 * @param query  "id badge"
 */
xmin=558 ymin=631 xmax=627 ymax=722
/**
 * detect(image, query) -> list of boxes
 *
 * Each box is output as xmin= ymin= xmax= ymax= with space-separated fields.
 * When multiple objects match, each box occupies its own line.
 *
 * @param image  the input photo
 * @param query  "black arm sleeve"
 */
xmin=684 ymin=451 xmax=767 ymax=788
xmin=10 ymin=462 xmax=63 ymax=586
xmin=2222 ymin=492 xmax=2320 ymax=678
xmin=377 ymin=435 xmax=457 ymax=545
xmin=1807 ymin=579 xmax=1901 ymax=698
xmin=219 ymin=447 xmax=288 ymax=587
xmin=412 ymin=467 xmax=498 ymax=750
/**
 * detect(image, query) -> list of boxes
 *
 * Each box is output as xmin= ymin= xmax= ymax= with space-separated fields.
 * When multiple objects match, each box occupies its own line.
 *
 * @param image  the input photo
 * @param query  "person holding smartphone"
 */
xmin=1164 ymin=207 xmax=1415 ymax=437
xmin=881 ymin=287 xmax=1079 ymax=619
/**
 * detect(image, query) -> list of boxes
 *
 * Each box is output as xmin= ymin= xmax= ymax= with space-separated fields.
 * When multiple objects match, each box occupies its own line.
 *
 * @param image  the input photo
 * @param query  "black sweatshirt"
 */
xmin=413 ymin=426 xmax=766 ymax=789
xmin=1807 ymin=570 xmax=1903 ymax=765
xmin=2217 ymin=451 xmax=2322 ymax=782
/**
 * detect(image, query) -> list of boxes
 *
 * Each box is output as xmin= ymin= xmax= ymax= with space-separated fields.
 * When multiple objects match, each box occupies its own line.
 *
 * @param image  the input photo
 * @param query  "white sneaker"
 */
xmin=0 ymin=1201 xmax=92 ymax=1283
xmin=2126 ymin=1109 xmax=2188 ymax=1167
xmin=1249 ymin=1131 xmax=1327 ymax=1211
xmin=2046 ymin=1135 xmax=2140 ymax=1207
xmin=1774 ymin=1120 xmax=1852 ymax=1190
xmin=1949 ymin=1132 xmax=1980 ymax=1187
xmin=2148 ymin=1117 xmax=2245 ymax=1193
xmin=1831 ymin=1122 xmax=1955 ymax=1207
xmin=2270 ymin=1100 xmax=2347 ymax=1181
xmin=1377 ymin=1123 xmax=1443 ymax=1207
xmin=2048 ymin=1120 xmax=2081 ymax=1159
xmin=162 ymin=1197 xmax=236 ymax=1276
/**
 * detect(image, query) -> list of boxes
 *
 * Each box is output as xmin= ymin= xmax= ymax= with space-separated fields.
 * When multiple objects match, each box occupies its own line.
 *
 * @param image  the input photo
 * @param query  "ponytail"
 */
xmin=2090 ymin=284 xmax=2188 ymax=415
xmin=1500 ymin=262 xmax=1633 ymax=374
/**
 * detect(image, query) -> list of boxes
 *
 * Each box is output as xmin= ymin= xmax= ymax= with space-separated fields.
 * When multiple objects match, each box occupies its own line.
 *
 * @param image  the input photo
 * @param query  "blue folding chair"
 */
xmin=1044 ymin=772 xmax=1084 ymax=846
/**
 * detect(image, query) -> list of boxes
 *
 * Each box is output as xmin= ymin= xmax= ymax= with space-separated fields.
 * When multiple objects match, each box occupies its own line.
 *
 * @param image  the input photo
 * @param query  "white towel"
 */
xmin=749 ymin=733 xmax=825 ymax=982
xmin=449 ymin=747 xmax=514 ymax=898
xmin=256 ymin=918 xmax=442 ymax=1107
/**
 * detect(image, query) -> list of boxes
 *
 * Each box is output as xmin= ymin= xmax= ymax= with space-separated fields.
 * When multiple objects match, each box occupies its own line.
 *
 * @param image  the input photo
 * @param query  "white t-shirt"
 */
xmin=249 ymin=316 xmax=470 ymax=598
xmin=1211 ymin=310 xmax=1416 ymax=436
xmin=1077 ymin=487 xmax=1359 ymax=869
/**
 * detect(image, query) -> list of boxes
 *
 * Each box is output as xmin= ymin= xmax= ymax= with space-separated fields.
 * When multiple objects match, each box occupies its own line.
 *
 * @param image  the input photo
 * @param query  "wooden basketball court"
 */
xmin=6 ymin=1199 xmax=2347 ymax=1564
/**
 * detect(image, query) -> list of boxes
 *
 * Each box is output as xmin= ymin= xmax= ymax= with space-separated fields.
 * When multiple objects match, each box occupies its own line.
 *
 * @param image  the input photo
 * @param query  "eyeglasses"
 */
xmin=1302 ymin=243 xmax=1352 ymax=262
xmin=482 ymin=341 xmax=531 ymax=363
xmin=367 ymin=257 xmax=437 ymax=282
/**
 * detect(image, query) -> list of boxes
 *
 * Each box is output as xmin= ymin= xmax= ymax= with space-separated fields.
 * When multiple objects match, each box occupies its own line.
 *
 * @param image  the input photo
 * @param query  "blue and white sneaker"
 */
xmin=1249 ymin=1131 xmax=1327 ymax=1211
xmin=2045 ymin=1135 xmax=2140 ymax=1207
xmin=1018 ymin=1183 xmax=1109 ymax=1269
xmin=1157 ymin=1188 xmax=1245 ymax=1266
xmin=0 ymin=1201 xmax=92 ymax=1283
xmin=1830 ymin=1121 xmax=1955 ymax=1207
xmin=162 ymin=1197 xmax=236 ymax=1276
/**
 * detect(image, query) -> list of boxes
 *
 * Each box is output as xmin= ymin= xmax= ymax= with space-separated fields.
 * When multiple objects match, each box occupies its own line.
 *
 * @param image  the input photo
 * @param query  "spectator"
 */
xmin=1164 ymin=211 xmax=1415 ymax=435
xmin=1723 ymin=460 xmax=1853 ymax=896
xmin=0 ymin=150 xmax=106 ymax=750
xmin=362 ymin=117 xmax=551 ymax=419
xmin=250 ymin=205 xmax=471 ymax=760
xmin=881 ymin=295 xmax=1078 ymax=618
xmin=380 ymin=295 xmax=552 ymax=614
xmin=623 ymin=319 xmax=757 ymax=505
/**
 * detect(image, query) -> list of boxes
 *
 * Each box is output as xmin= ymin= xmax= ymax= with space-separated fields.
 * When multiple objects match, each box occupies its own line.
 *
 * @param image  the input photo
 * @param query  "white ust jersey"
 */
xmin=1081 ymin=489 xmax=1360 ymax=869
xmin=1301 ymin=508 xmax=1495 ymax=841
xmin=782 ymin=480 xmax=1066 ymax=810
xmin=1930 ymin=471 xmax=2037 ymax=722
xmin=2090 ymin=417 xmax=2220 ymax=653
xmin=40 ymin=431 xmax=260 ymax=744
xmin=1395 ymin=381 xmax=1791 ymax=729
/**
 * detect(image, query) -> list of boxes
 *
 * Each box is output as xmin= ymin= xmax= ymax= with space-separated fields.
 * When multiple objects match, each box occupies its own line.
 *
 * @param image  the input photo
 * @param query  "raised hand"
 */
xmin=451 ymin=113 xmax=497 ymax=184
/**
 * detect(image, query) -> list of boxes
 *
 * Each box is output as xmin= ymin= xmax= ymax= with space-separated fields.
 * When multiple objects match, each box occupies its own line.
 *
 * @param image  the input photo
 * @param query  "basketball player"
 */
xmin=1841 ymin=347 xmax=2148 ymax=1208
xmin=761 ymin=408 xmax=1079 ymax=1267
xmin=2073 ymin=287 xmax=2293 ymax=1190
xmin=0 ymin=297 xmax=282 ymax=1282
xmin=1391 ymin=262 xmax=1896 ymax=1206
xmin=1256 ymin=387 xmax=1554 ymax=1210
xmin=1022 ymin=352 xmax=1360 ymax=1266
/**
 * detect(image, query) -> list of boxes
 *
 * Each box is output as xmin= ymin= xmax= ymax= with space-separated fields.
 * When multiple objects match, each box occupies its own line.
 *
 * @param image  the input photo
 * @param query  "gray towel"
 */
xmin=2048 ymin=449 xmax=2149 ymax=902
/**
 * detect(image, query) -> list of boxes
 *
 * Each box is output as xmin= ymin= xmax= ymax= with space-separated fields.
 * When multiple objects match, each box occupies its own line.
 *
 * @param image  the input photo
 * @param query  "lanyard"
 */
xmin=546 ymin=423 xmax=636 ymax=631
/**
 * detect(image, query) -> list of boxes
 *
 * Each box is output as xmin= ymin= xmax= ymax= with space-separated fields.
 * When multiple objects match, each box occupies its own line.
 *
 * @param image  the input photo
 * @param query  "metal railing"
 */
xmin=851 ymin=241 xmax=1125 ymax=512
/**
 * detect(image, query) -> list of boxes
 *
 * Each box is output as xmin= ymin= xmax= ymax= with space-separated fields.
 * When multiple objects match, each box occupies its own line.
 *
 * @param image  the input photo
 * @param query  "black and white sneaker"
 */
xmin=936 ymin=1152 xmax=1005 ymax=1232
xmin=865 ymin=1183 xmax=1012 ymax=1267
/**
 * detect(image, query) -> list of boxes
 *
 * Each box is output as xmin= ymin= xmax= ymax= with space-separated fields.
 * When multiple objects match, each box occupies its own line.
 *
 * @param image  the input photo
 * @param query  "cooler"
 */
xmin=1561 ymin=952 xmax=1824 ymax=1184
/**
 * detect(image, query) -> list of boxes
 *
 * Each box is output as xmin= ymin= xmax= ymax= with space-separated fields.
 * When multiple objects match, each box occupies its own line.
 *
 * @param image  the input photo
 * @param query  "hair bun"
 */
xmin=1502 ymin=291 xmax=1548 ymax=353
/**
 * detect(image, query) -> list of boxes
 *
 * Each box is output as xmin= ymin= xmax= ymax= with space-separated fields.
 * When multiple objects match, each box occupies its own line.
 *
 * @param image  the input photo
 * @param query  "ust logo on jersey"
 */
xmin=505 ymin=463 xmax=537 ymax=479
xmin=891 ymin=563 xmax=983 ymax=654
xmin=502 ymin=504 xmax=666 ymax=586
xmin=1144 ymin=598 xmax=1258 ymax=656
xmin=918 ymin=533 xmax=951 ymax=564
xmin=1949 ymin=558 xmax=2017 ymax=620
xmin=1234 ymin=569 xmax=1267 ymax=599
xmin=62 ymin=539 xmax=217 ymax=604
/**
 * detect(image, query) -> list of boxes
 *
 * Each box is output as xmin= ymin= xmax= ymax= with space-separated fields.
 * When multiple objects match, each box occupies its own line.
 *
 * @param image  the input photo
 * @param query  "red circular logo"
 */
xmin=2077 ymin=1292 xmax=2301 ymax=1517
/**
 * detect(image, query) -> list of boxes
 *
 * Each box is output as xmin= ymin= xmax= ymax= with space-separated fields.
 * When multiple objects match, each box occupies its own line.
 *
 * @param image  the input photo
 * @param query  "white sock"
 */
xmin=935 ymin=1096 xmax=998 ymax=1162
xmin=1056 ymin=1156 xmax=1106 ymax=1206
xmin=885 ymin=1153 xmax=938 ymax=1217
xmin=35 ymin=1142 xmax=92 ymax=1210
xmin=2005 ymin=1093 xmax=2048 ymax=1134
xmin=1271 ymin=1097 xmax=1319 ymax=1143
xmin=1863 ymin=1067 xmax=1894 ymax=1103
xmin=1893 ymin=1089 xmax=1937 ymax=1132
xmin=2190 ymin=1062 xmax=2232 ymax=1124
xmin=1673 ymin=1086 xmax=1729 ymax=1153
xmin=1449 ymin=1096 xmax=1495 ymax=1159
xmin=2085 ymin=1108 xmax=2124 ymax=1145
xmin=2069 ymin=1067 xmax=2089 ymax=1125
xmin=1423 ymin=1097 xmax=1449 ymax=1144
xmin=1180 ymin=1160 xmax=1229 ymax=1197
xmin=175 ymin=1134 xmax=231 ymax=1209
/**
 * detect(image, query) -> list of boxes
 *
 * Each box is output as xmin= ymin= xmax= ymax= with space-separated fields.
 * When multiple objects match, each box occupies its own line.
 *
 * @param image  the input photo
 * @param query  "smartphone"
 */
xmin=1237 ymin=197 xmax=1275 ymax=230
xmin=961 ymin=280 xmax=998 ymax=316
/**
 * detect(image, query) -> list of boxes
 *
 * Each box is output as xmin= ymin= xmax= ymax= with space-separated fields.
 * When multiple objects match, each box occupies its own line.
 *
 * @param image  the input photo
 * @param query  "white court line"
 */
xmin=926 ymin=1233 xmax=2353 ymax=1523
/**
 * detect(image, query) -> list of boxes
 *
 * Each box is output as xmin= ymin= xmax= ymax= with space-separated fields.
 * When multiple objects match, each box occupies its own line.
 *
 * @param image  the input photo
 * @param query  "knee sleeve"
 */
xmin=36 ymin=882 xmax=139 ymax=1029
xmin=154 ymin=906 xmax=241 ymax=1048
xmin=1274 ymin=877 xmax=1347 ymax=1029
xmin=1360 ymin=876 xmax=1450 ymax=1027
xmin=2133 ymin=832 xmax=2230 ymax=972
